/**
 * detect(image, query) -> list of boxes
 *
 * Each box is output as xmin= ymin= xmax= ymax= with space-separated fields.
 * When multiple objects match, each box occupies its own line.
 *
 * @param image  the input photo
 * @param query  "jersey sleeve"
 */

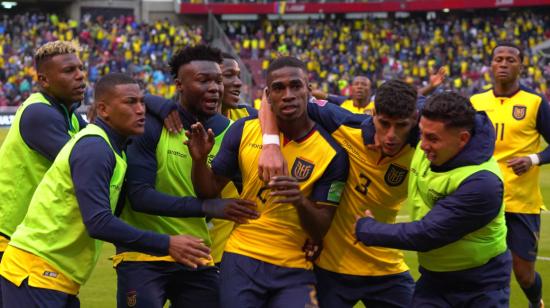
xmin=70 ymin=136 xmax=169 ymax=255
xmin=327 ymin=94 xmax=347 ymax=106
xmin=307 ymin=101 xmax=366 ymax=134
xmin=211 ymin=118 xmax=245 ymax=180
xmin=309 ymin=147 xmax=349 ymax=206
xmin=143 ymin=94 xmax=176 ymax=122
xmin=535 ymin=96 xmax=550 ymax=164
xmin=20 ymin=103 xmax=73 ymax=161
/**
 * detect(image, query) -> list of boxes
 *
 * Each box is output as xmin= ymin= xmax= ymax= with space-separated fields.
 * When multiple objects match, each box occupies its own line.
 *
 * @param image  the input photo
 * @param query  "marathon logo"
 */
xmin=384 ymin=164 xmax=408 ymax=186
xmin=291 ymin=157 xmax=314 ymax=182
xmin=512 ymin=105 xmax=527 ymax=120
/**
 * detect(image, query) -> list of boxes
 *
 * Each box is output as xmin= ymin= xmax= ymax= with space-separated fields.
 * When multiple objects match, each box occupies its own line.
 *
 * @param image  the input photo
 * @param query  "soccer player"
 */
xmin=211 ymin=52 xmax=258 ymax=265
xmin=219 ymin=52 xmax=257 ymax=119
xmin=0 ymin=73 xmax=212 ymax=307
xmin=114 ymin=45 xmax=258 ymax=308
xmin=260 ymin=79 xmax=419 ymax=307
xmin=187 ymin=56 xmax=349 ymax=307
xmin=0 ymin=40 xmax=87 ymax=307
xmin=470 ymin=42 xmax=550 ymax=308
xmin=356 ymin=92 xmax=512 ymax=307
xmin=313 ymin=76 xmax=374 ymax=114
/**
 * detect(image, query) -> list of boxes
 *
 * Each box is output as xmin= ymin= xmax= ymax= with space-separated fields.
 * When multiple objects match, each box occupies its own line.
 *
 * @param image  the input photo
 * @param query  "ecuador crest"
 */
xmin=384 ymin=164 xmax=408 ymax=187
xmin=512 ymin=105 xmax=527 ymax=120
xmin=291 ymin=157 xmax=315 ymax=182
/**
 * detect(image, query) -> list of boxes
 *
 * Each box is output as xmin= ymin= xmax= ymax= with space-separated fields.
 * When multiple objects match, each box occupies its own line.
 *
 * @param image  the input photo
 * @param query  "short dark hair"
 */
xmin=374 ymin=79 xmax=417 ymax=118
xmin=491 ymin=41 xmax=524 ymax=62
xmin=266 ymin=56 xmax=307 ymax=78
xmin=169 ymin=45 xmax=223 ymax=79
xmin=421 ymin=92 xmax=476 ymax=131
xmin=94 ymin=73 xmax=138 ymax=101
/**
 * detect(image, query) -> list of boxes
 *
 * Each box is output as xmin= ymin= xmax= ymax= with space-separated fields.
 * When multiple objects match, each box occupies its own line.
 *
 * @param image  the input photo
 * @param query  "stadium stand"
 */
xmin=0 ymin=13 xmax=203 ymax=107
xmin=223 ymin=9 xmax=550 ymax=99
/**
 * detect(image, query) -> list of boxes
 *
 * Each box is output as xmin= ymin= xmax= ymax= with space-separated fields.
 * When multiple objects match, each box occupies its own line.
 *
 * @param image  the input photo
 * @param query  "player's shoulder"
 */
xmin=313 ymin=123 xmax=347 ymax=156
xmin=518 ymin=84 xmax=547 ymax=103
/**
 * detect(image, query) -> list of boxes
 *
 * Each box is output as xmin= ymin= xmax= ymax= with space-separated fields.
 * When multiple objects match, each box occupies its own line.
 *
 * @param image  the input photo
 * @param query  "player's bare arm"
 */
xmin=258 ymin=88 xmax=288 ymax=182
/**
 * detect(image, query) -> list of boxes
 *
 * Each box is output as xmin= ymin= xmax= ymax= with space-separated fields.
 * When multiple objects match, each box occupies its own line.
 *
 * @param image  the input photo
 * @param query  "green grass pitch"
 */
xmin=0 ymin=128 xmax=548 ymax=307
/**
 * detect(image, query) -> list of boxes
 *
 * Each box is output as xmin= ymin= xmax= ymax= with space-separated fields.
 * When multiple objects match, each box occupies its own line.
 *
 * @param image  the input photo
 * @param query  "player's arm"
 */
xmin=507 ymin=96 xmax=550 ymax=174
xmin=71 ymin=136 xmax=211 ymax=268
xmin=187 ymin=121 xmax=237 ymax=198
xmin=127 ymin=115 xmax=257 ymax=222
xmin=417 ymin=67 xmax=447 ymax=97
xmin=19 ymin=103 xmax=75 ymax=161
xmin=258 ymin=91 xmax=287 ymax=181
xmin=311 ymin=89 xmax=347 ymax=106
xmin=536 ymin=97 xmax=550 ymax=164
xmin=355 ymin=171 xmax=503 ymax=252
xmin=269 ymin=149 xmax=349 ymax=242
xmin=143 ymin=94 xmax=183 ymax=133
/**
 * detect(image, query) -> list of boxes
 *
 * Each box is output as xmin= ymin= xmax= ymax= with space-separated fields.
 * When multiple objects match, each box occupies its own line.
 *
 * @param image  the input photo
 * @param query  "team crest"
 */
xmin=384 ymin=164 xmax=408 ymax=187
xmin=291 ymin=157 xmax=315 ymax=182
xmin=512 ymin=105 xmax=527 ymax=120
xmin=127 ymin=290 xmax=137 ymax=307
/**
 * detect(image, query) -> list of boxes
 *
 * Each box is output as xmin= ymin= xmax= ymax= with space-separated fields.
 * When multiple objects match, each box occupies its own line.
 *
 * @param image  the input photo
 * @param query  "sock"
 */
xmin=521 ymin=272 xmax=542 ymax=307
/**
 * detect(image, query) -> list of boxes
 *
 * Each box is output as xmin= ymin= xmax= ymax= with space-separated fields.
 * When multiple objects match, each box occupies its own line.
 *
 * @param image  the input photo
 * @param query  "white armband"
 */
xmin=528 ymin=154 xmax=540 ymax=166
xmin=262 ymin=134 xmax=280 ymax=146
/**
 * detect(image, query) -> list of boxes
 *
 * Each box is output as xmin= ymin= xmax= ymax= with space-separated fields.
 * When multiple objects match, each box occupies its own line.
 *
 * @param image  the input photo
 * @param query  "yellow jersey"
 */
xmin=307 ymin=102 xmax=415 ymax=276
xmin=211 ymin=117 xmax=348 ymax=269
xmin=471 ymin=86 xmax=549 ymax=214
xmin=211 ymin=104 xmax=258 ymax=264
xmin=340 ymin=99 xmax=375 ymax=115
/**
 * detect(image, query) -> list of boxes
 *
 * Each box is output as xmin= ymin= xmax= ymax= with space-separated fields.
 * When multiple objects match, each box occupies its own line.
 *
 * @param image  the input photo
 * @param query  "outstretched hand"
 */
xmin=202 ymin=198 xmax=259 ymax=224
xmin=184 ymin=122 xmax=215 ymax=161
xmin=429 ymin=67 xmax=447 ymax=88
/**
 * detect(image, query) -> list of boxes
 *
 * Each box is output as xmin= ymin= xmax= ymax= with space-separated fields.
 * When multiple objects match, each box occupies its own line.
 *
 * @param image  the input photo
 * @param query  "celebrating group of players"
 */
xmin=0 ymin=38 xmax=547 ymax=308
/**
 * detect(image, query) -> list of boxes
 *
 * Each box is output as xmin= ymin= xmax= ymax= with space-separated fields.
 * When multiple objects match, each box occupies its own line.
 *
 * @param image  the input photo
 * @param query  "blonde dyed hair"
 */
xmin=34 ymin=40 xmax=79 ymax=68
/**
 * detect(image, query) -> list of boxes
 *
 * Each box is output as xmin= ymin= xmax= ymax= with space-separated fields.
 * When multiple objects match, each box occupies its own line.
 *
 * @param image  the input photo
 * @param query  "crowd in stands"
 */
xmin=224 ymin=10 xmax=550 ymax=99
xmin=1 ymin=9 xmax=550 ymax=108
xmin=0 ymin=13 xmax=203 ymax=107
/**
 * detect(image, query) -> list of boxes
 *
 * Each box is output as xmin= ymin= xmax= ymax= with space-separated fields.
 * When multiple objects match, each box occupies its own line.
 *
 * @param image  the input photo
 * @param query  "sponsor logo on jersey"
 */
xmin=384 ymin=164 xmax=408 ymax=186
xmin=512 ymin=105 xmax=527 ymax=120
xmin=291 ymin=157 xmax=315 ymax=182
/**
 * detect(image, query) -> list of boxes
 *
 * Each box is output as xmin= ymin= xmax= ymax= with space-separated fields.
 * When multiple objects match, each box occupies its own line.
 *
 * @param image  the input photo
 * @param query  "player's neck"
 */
xmin=277 ymin=115 xmax=315 ymax=141
xmin=493 ymin=81 xmax=520 ymax=97
xmin=353 ymin=98 xmax=368 ymax=108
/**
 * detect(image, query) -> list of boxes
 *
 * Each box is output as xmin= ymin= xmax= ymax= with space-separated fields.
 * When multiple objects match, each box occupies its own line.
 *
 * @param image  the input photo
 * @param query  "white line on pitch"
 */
xmin=537 ymin=256 xmax=550 ymax=261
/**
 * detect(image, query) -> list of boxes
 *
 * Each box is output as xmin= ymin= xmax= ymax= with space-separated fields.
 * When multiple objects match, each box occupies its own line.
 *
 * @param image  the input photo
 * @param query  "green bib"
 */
xmin=408 ymin=144 xmax=507 ymax=272
xmin=120 ymin=123 xmax=231 ymax=247
xmin=9 ymin=124 xmax=126 ymax=285
xmin=0 ymin=93 xmax=81 ymax=239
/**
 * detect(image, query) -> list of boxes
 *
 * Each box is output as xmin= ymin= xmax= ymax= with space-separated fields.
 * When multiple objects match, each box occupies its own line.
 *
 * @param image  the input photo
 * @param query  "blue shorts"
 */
xmin=505 ymin=213 xmax=540 ymax=262
xmin=314 ymin=266 xmax=414 ymax=308
xmin=412 ymin=274 xmax=509 ymax=308
xmin=116 ymin=261 xmax=219 ymax=308
xmin=1 ymin=276 xmax=79 ymax=308
xmin=220 ymin=252 xmax=318 ymax=308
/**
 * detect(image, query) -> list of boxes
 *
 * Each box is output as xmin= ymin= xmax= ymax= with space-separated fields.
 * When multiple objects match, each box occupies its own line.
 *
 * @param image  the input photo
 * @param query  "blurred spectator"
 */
xmin=224 ymin=9 xmax=550 ymax=99
xmin=0 ymin=13 xmax=203 ymax=106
